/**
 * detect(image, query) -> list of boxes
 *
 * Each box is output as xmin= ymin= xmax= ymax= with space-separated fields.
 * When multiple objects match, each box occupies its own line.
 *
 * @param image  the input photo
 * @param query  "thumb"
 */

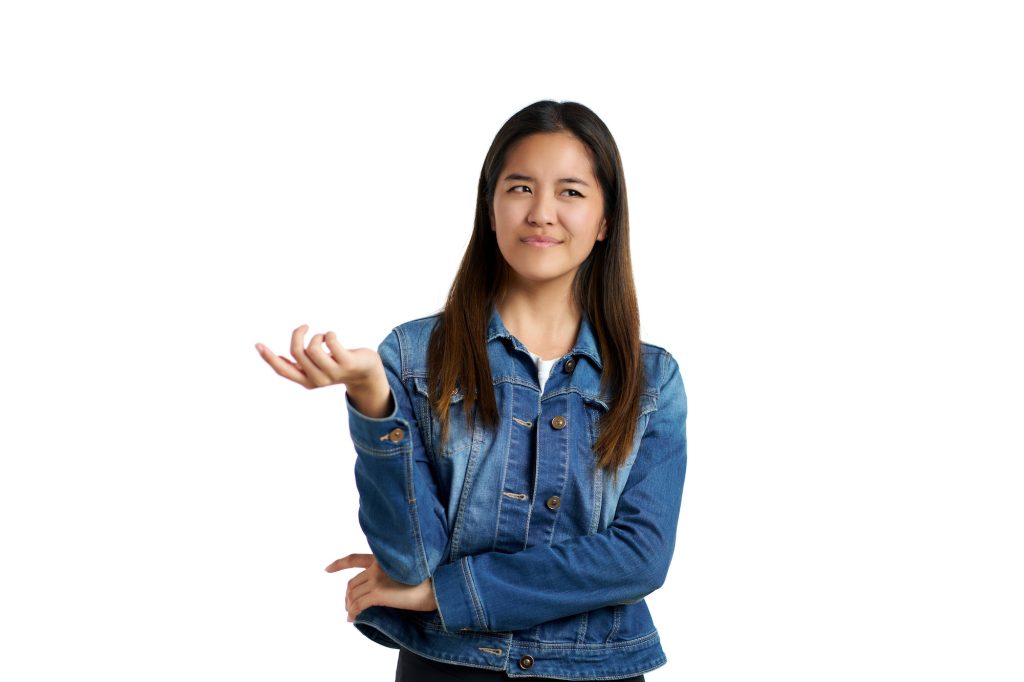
xmin=324 ymin=553 xmax=374 ymax=573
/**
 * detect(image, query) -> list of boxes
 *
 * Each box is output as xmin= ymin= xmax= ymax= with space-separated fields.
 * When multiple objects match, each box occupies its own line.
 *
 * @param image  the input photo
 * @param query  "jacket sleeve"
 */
xmin=345 ymin=328 xmax=449 ymax=585
xmin=429 ymin=352 xmax=687 ymax=634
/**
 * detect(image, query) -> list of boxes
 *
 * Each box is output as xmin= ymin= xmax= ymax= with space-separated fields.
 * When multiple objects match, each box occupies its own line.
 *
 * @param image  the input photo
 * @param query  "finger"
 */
xmin=323 ymin=332 xmax=350 ymax=365
xmin=348 ymin=594 xmax=377 ymax=622
xmin=255 ymin=343 xmax=313 ymax=388
xmin=325 ymin=553 xmax=374 ymax=572
xmin=346 ymin=577 xmax=374 ymax=614
xmin=277 ymin=355 xmax=303 ymax=372
xmin=289 ymin=326 xmax=330 ymax=387
xmin=347 ymin=570 xmax=371 ymax=595
xmin=303 ymin=333 xmax=333 ymax=386
xmin=347 ymin=578 xmax=374 ymax=607
xmin=345 ymin=572 xmax=372 ymax=611
xmin=305 ymin=332 xmax=341 ymax=376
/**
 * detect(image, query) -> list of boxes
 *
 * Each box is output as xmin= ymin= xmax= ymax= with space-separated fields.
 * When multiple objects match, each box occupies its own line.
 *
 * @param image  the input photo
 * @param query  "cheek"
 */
xmin=492 ymin=204 xmax=522 ymax=239
xmin=569 ymin=209 xmax=606 ymax=242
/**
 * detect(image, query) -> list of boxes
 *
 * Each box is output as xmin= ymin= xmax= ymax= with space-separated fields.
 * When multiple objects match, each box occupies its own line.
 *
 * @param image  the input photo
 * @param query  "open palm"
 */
xmin=255 ymin=324 xmax=382 ymax=390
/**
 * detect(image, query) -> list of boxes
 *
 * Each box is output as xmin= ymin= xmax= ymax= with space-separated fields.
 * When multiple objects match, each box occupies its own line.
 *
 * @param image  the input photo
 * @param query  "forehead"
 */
xmin=502 ymin=132 xmax=597 ymax=180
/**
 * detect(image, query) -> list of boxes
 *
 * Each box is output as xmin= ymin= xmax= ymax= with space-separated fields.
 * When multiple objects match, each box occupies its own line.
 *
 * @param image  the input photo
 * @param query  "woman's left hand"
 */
xmin=325 ymin=553 xmax=437 ymax=621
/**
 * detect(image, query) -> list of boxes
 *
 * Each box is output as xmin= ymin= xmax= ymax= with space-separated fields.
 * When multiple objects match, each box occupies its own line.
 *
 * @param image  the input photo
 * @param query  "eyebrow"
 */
xmin=502 ymin=173 xmax=591 ymax=187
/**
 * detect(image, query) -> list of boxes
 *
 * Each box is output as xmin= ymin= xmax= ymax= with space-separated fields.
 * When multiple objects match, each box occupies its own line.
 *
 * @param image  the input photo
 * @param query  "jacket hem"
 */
xmin=353 ymin=608 xmax=666 ymax=679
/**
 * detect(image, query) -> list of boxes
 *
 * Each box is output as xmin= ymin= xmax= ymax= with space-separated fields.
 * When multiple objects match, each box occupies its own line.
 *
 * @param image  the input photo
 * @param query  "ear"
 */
xmin=596 ymin=219 xmax=608 ymax=241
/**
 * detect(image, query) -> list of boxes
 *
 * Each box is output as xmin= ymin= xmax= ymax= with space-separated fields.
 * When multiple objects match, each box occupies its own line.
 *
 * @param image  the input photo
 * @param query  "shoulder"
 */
xmin=379 ymin=312 xmax=443 ymax=376
xmin=639 ymin=340 xmax=684 ymax=401
xmin=391 ymin=312 xmax=442 ymax=344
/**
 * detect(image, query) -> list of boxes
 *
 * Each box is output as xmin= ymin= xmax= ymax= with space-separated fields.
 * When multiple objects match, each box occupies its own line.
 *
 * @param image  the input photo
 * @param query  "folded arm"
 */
xmin=429 ymin=354 xmax=688 ymax=633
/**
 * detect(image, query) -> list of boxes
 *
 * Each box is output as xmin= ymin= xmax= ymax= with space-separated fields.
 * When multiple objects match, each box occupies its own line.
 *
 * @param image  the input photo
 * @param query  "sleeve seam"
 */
xmin=461 ymin=556 xmax=488 ymax=631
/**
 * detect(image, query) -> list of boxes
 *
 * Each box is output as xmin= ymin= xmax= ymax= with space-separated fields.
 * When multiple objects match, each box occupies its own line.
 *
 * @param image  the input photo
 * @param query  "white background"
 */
xmin=2 ymin=1 xmax=1022 ymax=680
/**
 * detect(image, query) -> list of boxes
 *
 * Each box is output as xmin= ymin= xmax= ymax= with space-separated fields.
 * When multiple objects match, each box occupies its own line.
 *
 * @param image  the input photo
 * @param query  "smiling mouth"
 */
xmin=521 ymin=238 xmax=562 ymax=247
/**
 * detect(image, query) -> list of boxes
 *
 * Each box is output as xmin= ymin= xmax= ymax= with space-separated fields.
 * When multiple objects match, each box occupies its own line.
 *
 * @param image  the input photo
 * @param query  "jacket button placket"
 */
xmin=532 ymin=400 xmax=570 ymax=544
xmin=494 ymin=381 xmax=537 ymax=552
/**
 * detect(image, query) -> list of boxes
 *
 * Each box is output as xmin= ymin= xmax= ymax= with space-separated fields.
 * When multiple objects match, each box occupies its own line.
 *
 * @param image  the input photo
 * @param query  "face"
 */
xmin=491 ymin=132 xmax=607 ymax=290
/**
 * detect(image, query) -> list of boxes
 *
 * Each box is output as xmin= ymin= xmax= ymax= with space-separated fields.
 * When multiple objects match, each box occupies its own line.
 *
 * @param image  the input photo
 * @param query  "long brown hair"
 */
xmin=427 ymin=100 xmax=643 ymax=472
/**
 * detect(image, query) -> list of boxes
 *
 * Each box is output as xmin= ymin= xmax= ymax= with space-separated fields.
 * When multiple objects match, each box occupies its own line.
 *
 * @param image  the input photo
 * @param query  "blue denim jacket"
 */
xmin=344 ymin=306 xmax=687 ymax=679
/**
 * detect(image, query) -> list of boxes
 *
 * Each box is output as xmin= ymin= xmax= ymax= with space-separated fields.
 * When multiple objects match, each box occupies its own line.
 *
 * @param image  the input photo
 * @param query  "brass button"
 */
xmin=546 ymin=495 xmax=561 ymax=511
xmin=564 ymin=357 xmax=576 ymax=373
xmin=518 ymin=655 xmax=534 ymax=670
xmin=550 ymin=415 xmax=567 ymax=430
xmin=387 ymin=428 xmax=405 ymax=442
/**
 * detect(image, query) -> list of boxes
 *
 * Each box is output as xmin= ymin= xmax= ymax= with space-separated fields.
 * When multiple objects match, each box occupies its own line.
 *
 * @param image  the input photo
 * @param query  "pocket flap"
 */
xmin=412 ymin=375 xmax=464 ymax=405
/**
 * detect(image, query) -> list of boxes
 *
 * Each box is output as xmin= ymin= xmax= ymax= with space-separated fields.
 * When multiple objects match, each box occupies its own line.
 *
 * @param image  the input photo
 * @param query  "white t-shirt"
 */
xmin=528 ymin=350 xmax=558 ymax=391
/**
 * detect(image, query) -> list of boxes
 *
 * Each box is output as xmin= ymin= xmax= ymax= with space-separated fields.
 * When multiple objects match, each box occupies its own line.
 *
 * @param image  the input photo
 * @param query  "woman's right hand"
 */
xmin=255 ymin=324 xmax=384 ymax=392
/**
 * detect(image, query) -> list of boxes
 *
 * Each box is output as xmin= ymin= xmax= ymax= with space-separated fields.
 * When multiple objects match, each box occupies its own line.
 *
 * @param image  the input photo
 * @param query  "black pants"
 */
xmin=395 ymin=647 xmax=646 ymax=681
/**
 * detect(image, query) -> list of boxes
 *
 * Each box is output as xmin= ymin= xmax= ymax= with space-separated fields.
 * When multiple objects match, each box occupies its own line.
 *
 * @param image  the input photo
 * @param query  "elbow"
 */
xmin=615 ymin=565 xmax=667 ymax=606
xmin=370 ymin=546 xmax=431 ymax=586
xmin=362 ymin=529 xmax=448 ymax=586
xmin=613 ymin=526 xmax=675 ymax=597
xmin=636 ymin=558 xmax=670 ymax=596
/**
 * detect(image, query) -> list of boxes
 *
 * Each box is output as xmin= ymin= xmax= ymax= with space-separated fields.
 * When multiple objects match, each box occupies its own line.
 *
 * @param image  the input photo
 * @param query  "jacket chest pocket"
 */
xmin=412 ymin=375 xmax=473 ymax=458
xmin=581 ymin=392 xmax=658 ymax=468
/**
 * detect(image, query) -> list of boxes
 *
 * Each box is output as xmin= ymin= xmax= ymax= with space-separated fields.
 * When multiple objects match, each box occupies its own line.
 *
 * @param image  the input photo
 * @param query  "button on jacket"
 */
xmin=344 ymin=306 xmax=688 ymax=679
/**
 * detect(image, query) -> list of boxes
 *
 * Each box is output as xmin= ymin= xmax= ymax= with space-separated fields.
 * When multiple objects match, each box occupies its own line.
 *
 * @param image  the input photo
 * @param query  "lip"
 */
xmin=521 ymin=237 xmax=563 ymax=247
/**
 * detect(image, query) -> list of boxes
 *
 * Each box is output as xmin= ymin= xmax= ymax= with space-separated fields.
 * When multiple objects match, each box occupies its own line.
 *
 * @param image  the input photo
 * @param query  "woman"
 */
xmin=256 ymin=100 xmax=687 ymax=680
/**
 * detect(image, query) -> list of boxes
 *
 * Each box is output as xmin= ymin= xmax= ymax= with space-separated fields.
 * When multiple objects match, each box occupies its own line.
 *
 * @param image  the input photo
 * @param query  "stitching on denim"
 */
xmin=404 ymin=433 xmax=432 ymax=580
xmin=510 ymin=630 xmax=659 ymax=651
xmin=501 ymin=491 xmax=527 ymax=500
xmin=353 ymin=441 xmax=410 ymax=457
xmin=408 ymin=377 xmax=436 ymax=461
xmin=511 ymin=416 xmax=532 ymax=428
xmin=395 ymin=326 xmax=411 ymax=382
xmin=429 ymin=577 xmax=448 ymax=633
xmin=575 ymin=611 xmax=589 ymax=645
xmin=461 ymin=557 xmax=488 ymax=630
xmin=606 ymin=606 xmax=622 ymax=643
xmin=522 ymin=382 xmax=541 ymax=553
xmin=449 ymin=421 xmax=481 ymax=560
xmin=370 ymin=610 xmax=659 ymax=651
xmin=408 ymin=374 xmax=470 ymax=459
xmin=491 ymin=384 xmax=515 ymax=552
xmin=588 ymin=404 xmax=604 ymax=534
xmin=546 ymin=417 xmax=570 ymax=547
xmin=358 ymin=613 xmax=664 ymax=677
xmin=590 ymin=465 xmax=603 ymax=534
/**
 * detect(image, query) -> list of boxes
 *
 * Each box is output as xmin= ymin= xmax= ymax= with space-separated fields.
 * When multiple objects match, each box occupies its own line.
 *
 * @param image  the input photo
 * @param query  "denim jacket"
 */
xmin=344 ymin=306 xmax=688 ymax=679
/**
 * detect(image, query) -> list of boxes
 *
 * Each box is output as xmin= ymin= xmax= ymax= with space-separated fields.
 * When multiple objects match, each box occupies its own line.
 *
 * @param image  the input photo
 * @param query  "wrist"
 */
xmin=345 ymin=372 xmax=393 ymax=418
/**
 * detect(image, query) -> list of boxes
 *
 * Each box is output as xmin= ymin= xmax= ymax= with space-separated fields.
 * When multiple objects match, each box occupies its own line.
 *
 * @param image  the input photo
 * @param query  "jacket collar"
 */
xmin=486 ymin=304 xmax=603 ymax=370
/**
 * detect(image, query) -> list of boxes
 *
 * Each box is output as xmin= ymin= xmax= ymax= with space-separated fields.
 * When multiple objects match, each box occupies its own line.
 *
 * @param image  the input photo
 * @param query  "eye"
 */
xmin=562 ymin=189 xmax=584 ymax=198
xmin=509 ymin=185 xmax=532 ymax=193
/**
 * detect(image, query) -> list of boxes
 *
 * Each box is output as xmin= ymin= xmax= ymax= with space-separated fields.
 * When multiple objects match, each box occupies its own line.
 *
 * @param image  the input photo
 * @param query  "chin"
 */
xmin=508 ymin=265 xmax=576 ymax=286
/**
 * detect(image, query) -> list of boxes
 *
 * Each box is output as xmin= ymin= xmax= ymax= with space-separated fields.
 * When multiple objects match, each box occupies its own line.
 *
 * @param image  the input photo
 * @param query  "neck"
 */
xmin=495 ymin=278 xmax=582 ymax=359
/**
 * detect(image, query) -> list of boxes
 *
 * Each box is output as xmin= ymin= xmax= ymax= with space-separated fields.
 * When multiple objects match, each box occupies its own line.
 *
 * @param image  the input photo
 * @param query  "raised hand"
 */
xmin=326 ymin=553 xmax=437 ymax=622
xmin=255 ymin=324 xmax=383 ymax=391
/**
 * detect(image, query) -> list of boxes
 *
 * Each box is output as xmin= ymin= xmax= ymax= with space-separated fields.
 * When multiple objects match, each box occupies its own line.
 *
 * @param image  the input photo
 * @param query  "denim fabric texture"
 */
xmin=345 ymin=306 xmax=688 ymax=680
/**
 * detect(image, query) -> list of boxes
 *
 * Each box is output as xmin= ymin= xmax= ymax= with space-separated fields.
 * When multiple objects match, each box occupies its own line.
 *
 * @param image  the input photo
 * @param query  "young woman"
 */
xmin=255 ymin=101 xmax=688 ymax=680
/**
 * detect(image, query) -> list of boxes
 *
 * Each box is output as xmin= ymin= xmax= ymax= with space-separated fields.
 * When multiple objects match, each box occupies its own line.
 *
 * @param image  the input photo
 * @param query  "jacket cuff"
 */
xmin=431 ymin=556 xmax=487 ymax=632
xmin=344 ymin=389 xmax=408 ymax=455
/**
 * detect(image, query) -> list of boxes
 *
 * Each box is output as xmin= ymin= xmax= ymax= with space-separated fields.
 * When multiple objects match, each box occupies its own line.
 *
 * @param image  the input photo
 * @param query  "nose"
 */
xmin=527 ymin=192 xmax=555 ymax=226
